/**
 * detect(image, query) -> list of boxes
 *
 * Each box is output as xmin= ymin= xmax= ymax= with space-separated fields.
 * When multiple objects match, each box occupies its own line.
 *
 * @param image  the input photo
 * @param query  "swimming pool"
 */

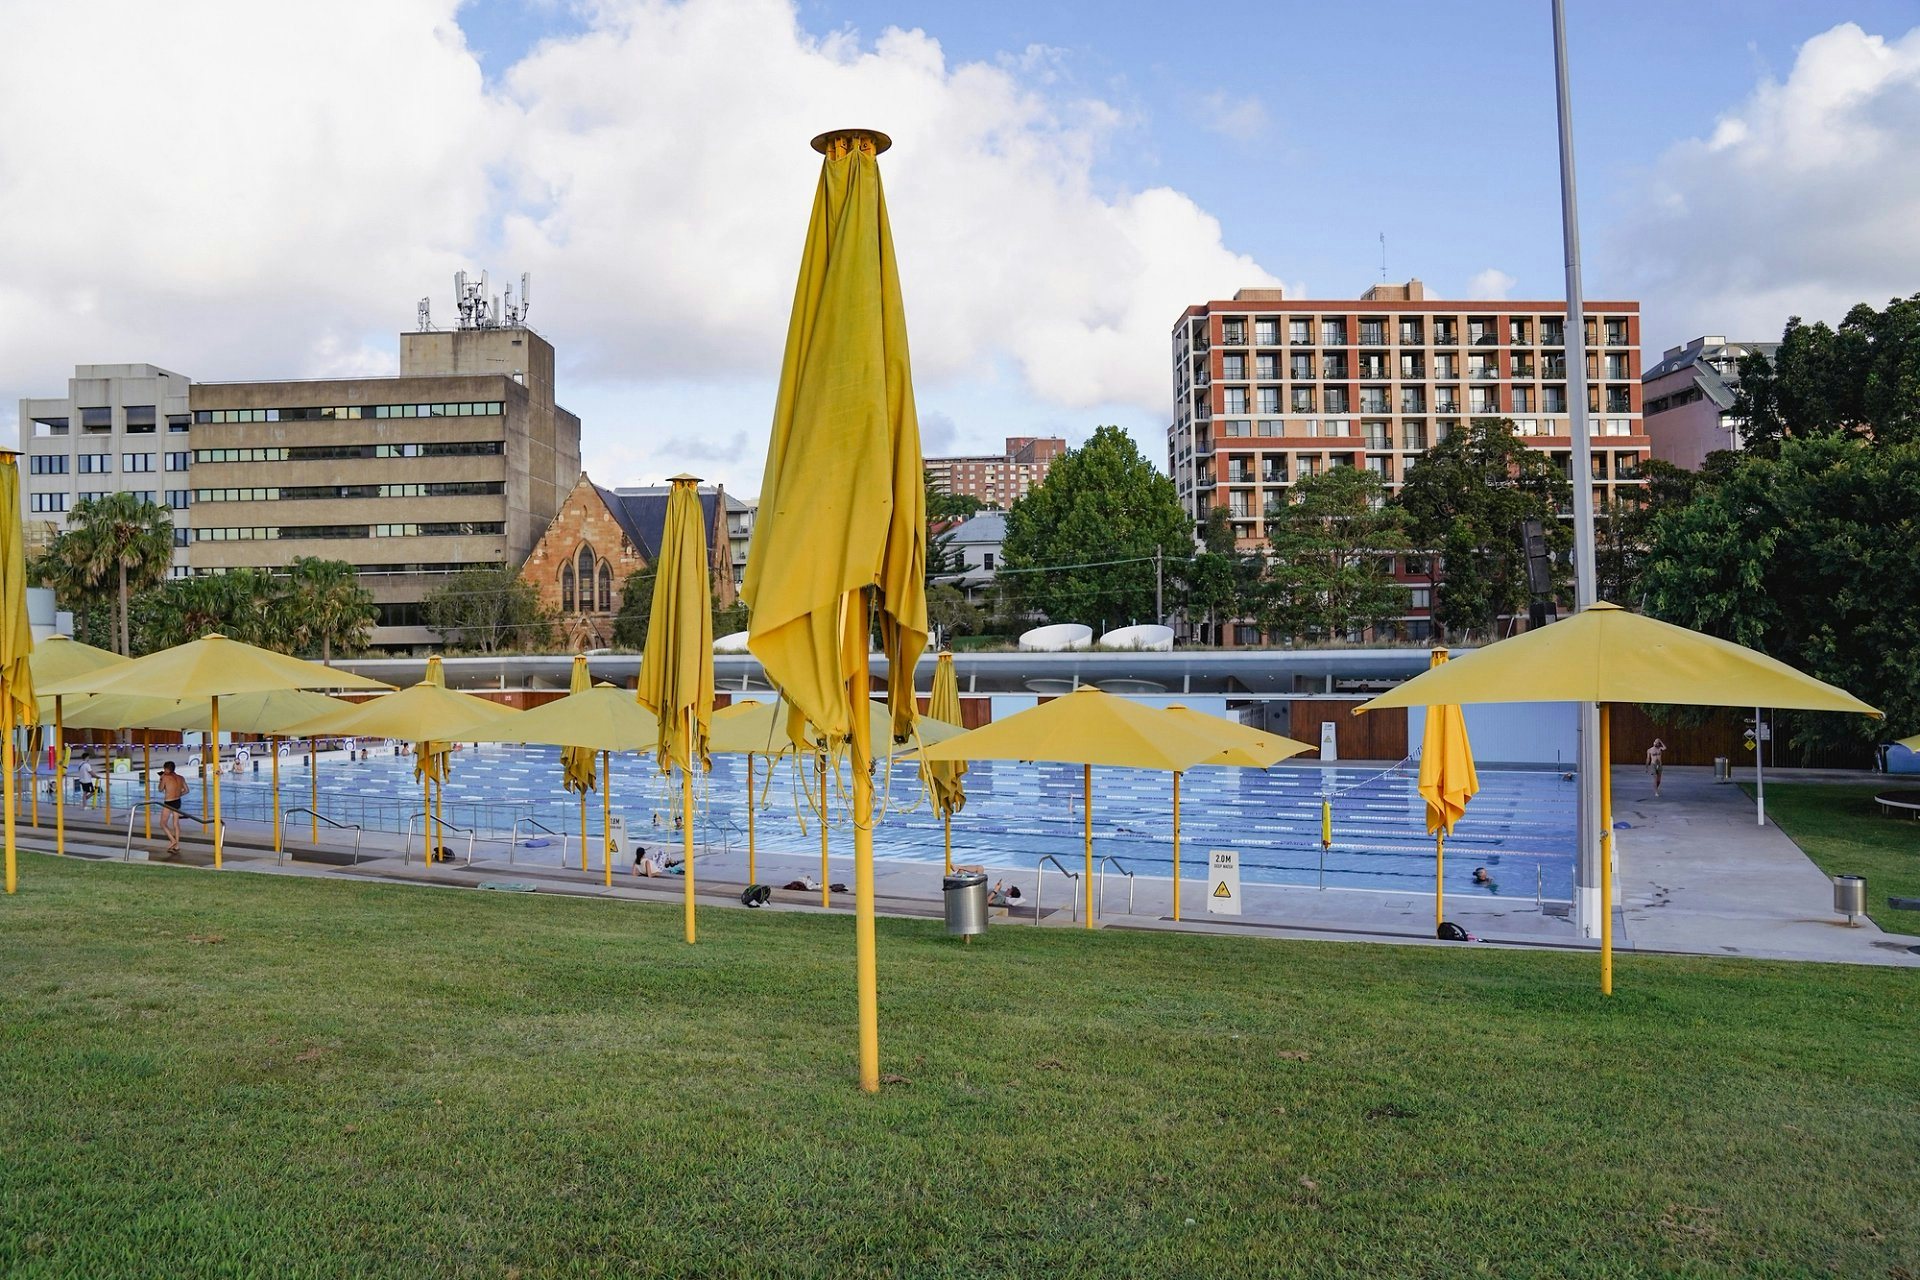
xmin=173 ymin=743 xmax=1576 ymax=900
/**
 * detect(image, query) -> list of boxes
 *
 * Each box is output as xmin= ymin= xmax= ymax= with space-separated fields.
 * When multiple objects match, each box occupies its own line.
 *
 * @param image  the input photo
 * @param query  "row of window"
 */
xmin=1206 ymin=318 xmax=1633 ymax=348
xmin=1205 ymin=417 xmax=1639 ymax=442
xmin=30 ymin=411 xmax=191 ymax=436
xmin=193 ymin=522 xmax=505 ymax=542
xmin=28 ymin=490 xmax=190 ymax=514
xmin=193 ymin=401 xmax=506 ymax=424
xmin=192 ymin=441 xmax=505 ymax=464
xmin=35 ymin=452 xmax=191 ymax=475
xmin=1221 ymin=386 xmax=1636 ymax=415
xmin=1211 ymin=449 xmax=1645 ymax=491
xmin=1209 ymin=354 xmax=1634 ymax=382
xmin=192 ymin=482 xmax=507 ymax=503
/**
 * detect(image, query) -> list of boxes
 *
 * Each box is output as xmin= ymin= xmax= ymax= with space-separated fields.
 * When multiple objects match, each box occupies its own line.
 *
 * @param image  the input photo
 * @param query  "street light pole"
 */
xmin=1552 ymin=0 xmax=1605 ymax=939
xmin=1155 ymin=544 xmax=1164 ymax=624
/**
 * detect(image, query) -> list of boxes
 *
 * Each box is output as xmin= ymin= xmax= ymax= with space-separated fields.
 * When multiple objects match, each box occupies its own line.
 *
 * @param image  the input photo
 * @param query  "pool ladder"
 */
xmin=280 ymin=808 xmax=365 ymax=864
xmin=1096 ymin=855 xmax=1137 ymax=917
xmin=1032 ymin=855 xmax=1080 ymax=926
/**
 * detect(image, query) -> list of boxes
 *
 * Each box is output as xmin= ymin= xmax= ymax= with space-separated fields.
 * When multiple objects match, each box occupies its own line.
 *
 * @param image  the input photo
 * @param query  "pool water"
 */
xmin=188 ymin=743 xmax=1576 ymax=900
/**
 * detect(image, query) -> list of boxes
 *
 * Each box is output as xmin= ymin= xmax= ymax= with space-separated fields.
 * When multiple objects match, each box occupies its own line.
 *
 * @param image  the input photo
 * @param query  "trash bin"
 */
xmin=1713 ymin=756 xmax=1730 ymax=782
xmin=1833 ymin=874 xmax=1866 ymax=926
xmin=943 ymin=872 xmax=988 ymax=938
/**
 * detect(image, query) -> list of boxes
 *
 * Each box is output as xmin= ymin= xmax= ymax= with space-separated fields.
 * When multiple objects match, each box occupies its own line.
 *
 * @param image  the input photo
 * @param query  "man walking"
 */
xmin=157 ymin=761 xmax=189 ymax=858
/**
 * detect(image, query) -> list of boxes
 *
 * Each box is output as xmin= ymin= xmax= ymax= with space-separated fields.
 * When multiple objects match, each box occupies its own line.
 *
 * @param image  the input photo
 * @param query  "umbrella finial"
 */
xmin=811 ymin=129 xmax=892 ymax=159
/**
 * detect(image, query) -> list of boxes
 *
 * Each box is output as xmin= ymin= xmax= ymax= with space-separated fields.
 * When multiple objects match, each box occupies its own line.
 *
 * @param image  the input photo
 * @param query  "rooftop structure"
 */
xmin=1641 ymin=336 xmax=1778 ymax=469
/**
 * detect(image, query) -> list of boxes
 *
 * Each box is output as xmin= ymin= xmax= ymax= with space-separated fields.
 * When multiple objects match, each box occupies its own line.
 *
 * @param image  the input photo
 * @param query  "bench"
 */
xmin=1889 ymin=896 xmax=1920 ymax=913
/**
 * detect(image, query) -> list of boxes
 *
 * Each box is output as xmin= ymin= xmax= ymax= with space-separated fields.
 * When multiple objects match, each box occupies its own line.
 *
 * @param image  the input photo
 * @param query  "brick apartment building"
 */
xmin=925 ymin=436 xmax=1065 ymax=508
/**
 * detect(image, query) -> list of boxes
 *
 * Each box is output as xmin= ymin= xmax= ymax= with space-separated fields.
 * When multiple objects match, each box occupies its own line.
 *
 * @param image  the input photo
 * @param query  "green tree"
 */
xmin=612 ymin=568 xmax=656 ymax=649
xmin=136 ymin=570 xmax=282 ymax=652
xmin=1258 ymin=466 xmax=1408 ymax=643
xmin=1640 ymin=435 xmax=1920 ymax=763
xmin=422 ymin=567 xmax=553 ymax=654
xmin=925 ymin=479 xmax=987 ymax=523
xmin=1000 ymin=425 xmax=1192 ymax=631
xmin=1396 ymin=417 xmax=1572 ymax=641
xmin=1735 ymin=295 xmax=1920 ymax=456
xmin=282 ymin=557 xmax=377 ymax=663
xmin=926 ymin=583 xmax=982 ymax=644
xmin=35 ymin=493 xmax=174 ymax=655
xmin=1176 ymin=506 xmax=1262 ymax=645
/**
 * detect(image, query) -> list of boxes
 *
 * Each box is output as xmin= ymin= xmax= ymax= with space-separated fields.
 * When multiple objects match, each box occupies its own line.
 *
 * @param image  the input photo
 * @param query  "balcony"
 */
xmin=1434 ymin=399 xmax=1460 ymax=414
xmin=1470 ymin=365 xmax=1499 ymax=381
xmin=1221 ymin=330 xmax=1248 ymax=346
xmin=1541 ymin=328 xmax=1565 ymax=347
xmin=1512 ymin=361 xmax=1536 ymax=379
xmin=1433 ymin=329 xmax=1460 ymax=346
xmin=1543 ymin=359 xmax=1567 ymax=378
xmin=1254 ymin=329 xmax=1281 ymax=346
xmin=1290 ymin=334 xmax=1314 ymax=346
xmin=1358 ymin=332 xmax=1388 ymax=347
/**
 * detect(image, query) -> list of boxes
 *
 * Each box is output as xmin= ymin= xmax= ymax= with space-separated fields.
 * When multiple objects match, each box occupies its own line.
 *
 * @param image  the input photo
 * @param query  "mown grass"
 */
xmin=2 ymin=853 xmax=1916 ymax=1279
xmin=1759 ymin=782 xmax=1920 ymax=930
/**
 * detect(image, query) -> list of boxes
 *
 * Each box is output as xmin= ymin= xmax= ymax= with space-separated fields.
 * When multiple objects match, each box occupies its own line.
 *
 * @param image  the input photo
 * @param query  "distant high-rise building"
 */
xmin=1641 ymin=336 xmax=1777 ymax=470
xmin=926 ymin=435 xmax=1065 ymax=507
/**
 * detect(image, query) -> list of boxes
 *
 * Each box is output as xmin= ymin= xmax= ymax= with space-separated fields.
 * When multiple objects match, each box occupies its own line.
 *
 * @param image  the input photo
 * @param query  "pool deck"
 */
xmin=20 ymin=763 xmax=1918 ymax=969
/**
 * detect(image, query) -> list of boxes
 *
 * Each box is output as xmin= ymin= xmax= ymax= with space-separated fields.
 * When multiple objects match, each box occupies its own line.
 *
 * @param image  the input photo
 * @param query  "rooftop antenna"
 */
xmin=416 ymin=297 xmax=433 ymax=331
xmin=1379 ymin=232 xmax=1387 ymax=282
xmin=451 ymin=268 xmax=531 ymax=329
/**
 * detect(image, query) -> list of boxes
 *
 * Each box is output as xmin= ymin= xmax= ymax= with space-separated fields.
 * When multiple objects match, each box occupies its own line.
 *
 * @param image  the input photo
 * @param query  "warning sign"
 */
xmin=606 ymin=815 xmax=629 ymax=862
xmin=1207 ymin=848 xmax=1241 ymax=916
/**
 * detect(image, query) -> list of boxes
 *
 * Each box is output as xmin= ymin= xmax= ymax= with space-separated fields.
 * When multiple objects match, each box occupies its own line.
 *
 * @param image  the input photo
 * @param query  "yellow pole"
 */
xmin=849 ymin=648 xmax=878 ymax=1093
xmin=1435 ymin=833 xmax=1445 ymax=928
xmin=271 ymin=736 xmax=282 ymax=857
xmin=1082 ymin=763 xmax=1094 ymax=929
xmin=421 ymin=765 xmax=431 ymax=865
xmin=434 ymin=769 xmax=445 ymax=865
xmin=1172 ymin=772 xmax=1182 ymax=923
xmin=4 ymin=678 xmax=15 ymax=895
xmin=943 ymin=811 xmax=951 ymax=875
xmin=102 ymin=732 xmax=112 ymax=828
xmin=1600 ymin=703 xmax=1614 ymax=997
xmin=746 ymin=754 xmax=756 ymax=884
xmin=682 ymin=706 xmax=696 ymax=945
xmin=142 ymin=733 xmax=151 ymax=841
xmin=29 ymin=725 xmax=38 ymax=829
xmin=309 ymin=738 xmax=318 ymax=843
xmin=54 ymin=697 xmax=64 ymax=857
xmin=209 ymin=696 xmax=223 ymax=869
xmin=818 ymin=749 xmax=830 ymax=909
xmin=579 ymin=783 xmax=588 ymax=873
xmin=602 ymin=749 xmax=613 ymax=888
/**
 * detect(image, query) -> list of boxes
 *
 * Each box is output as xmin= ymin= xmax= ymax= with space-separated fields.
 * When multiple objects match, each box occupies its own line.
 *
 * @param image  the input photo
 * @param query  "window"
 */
xmin=165 ymin=452 xmax=190 ymax=471
xmin=1255 ymin=355 xmax=1278 ymax=379
xmin=1359 ymin=389 xmax=1389 ymax=414
xmin=29 ymin=493 xmax=67 ymax=513
xmin=1433 ymin=321 xmax=1459 ymax=346
xmin=1399 ymin=353 xmax=1425 ymax=378
xmin=1220 ymin=321 xmax=1246 ymax=345
xmin=168 ymin=414 xmax=190 ymax=433
xmin=1512 ymin=387 xmax=1534 ymax=413
xmin=28 ymin=455 xmax=68 ymax=475
xmin=1359 ymin=320 xmax=1386 ymax=346
xmin=1222 ymin=388 xmax=1248 ymax=414
xmin=125 ymin=405 xmax=157 ymax=434
xmin=1320 ymin=353 xmax=1347 ymax=379
xmin=1399 ymin=387 xmax=1425 ymax=413
xmin=1257 ymin=387 xmax=1281 ymax=414
xmin=597 ymin=562 xmax=613 ymax=612
xmin=1290 ymin=387 xmax=1315 ymax=412
xmin=1508 ymin=318 xmax=1532 ymax=346
xmin=1254 ymin=321 xmax=1279 ymax=345
xmin=1398 ymin=320 xmax=1424 ymax=345
xmin=982 ymin=552 xmax=995 ymax=571
xmin=1221 ymin=355 xmax=1245 ymax=380
xmin=78 ymin=454 xmax=111 ymax=474
xmin=1289 ymin=354 xmax=1313 ymax=380
xmin=79 ymin=407 xmax=112 ymax=430
xmin=1324 ymin=388 xmax=1349 ymax=414
xmin=78 ymin=492 xmax=109 ymax=504
xmin=1219 ymin=419 xmax=1253 ymax=437
xmin=371 ymin=522 xmax=505 ymax=537
xmin=173 ymin=529 xmax=189 ymax=549
xmin=1470 ymin=388 xmax=1500 ymax=414
xmin=165 ymin=490 xmax=191 ymax=509
xmin=1288 ymin=319 xmax=1311 ymax=345
xmin=1320 ymin=319 xmax=1347 ymax=346
xmin=1605 ymin=418 xmax=1632 ymax=437
xmin=562 ymin=564 xmax=575 ymax=611
xmin=576 ymin=547 xmax=596 ymax=608
xmin=32 ymin=416 xmax=69 ymax=436
xmin=1542 ymin=318 xmax=1565 ymax=346
xmin=123 ymin=453 xmax=156 ymax=473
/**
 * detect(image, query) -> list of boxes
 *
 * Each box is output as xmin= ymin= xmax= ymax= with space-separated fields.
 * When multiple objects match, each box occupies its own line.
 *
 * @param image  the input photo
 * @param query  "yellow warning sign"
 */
xmin=1212 ymin=880 xmax=1231 ymax=898
xmin=1207 ymin=849 xmax=1241 ymax=916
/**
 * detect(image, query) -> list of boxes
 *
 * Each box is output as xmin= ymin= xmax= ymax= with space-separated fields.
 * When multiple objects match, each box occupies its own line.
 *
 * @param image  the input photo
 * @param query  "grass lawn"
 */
xmin=2 ymin=854 xmax=1917 ymax=1278
xmin=1756 ymin=782 xmax=1920 ymax=930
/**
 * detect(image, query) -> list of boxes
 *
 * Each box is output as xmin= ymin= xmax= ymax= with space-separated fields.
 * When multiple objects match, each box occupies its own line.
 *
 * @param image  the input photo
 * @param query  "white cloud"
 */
xmin=1465 ymin=268 xmax=1516 ymax=300
xmin=1618 ymin=22 xmax=1920 ymax=347
xmin=1197 ymin=90 xmax=1270 ymax=142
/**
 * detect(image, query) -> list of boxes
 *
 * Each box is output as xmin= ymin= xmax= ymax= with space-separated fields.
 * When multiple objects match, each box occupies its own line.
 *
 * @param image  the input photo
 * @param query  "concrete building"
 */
xmin=1168 ymin=281 xmax=1648 ymax=550
xmin=188 ymin=324 xmax=580 ymax=650
xmin=18 ymin=363 xmax=196 ymax=574
xmin=926 ymin=436 xmax=1065 ymax=507
xmin=1642 ymin=336 xmax=1778 ymax=470
xmin=933 ymin=510 xmax=1006 ymax=605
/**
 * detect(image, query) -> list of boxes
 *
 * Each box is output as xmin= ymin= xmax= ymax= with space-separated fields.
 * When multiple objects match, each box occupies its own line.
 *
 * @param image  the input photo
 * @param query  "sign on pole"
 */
xmin=1207 ymin=848 xmax=1242 ymax=916
xmin=606 ymin=814 xmax=629 ymax=865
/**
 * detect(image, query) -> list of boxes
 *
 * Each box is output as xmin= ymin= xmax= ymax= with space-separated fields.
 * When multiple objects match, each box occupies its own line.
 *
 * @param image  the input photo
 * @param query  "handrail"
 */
xmin=405 ymin=812 xmax=477 ymax=866
xmin=1033 ymin=854 xmax=1080 ymax=927
xmin=122 ymin=800 xmax=226 ymax=859
xmin=510 ymin=815 xmax=572 ymax=867
xmin=281 ymin=807 xmax=365 ymax=865
xmin=1096 ymin=855 xmax=1137 ymax=918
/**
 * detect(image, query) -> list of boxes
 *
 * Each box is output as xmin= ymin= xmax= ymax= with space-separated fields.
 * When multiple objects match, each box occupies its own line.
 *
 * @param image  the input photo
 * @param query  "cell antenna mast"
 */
xmin=1379 ymin=232 xmax=1387 ymax=281
xmin=416 ymin=297 xmax=433 ymax=331
xmin=449 ymin=268 xmax=531 ymax=330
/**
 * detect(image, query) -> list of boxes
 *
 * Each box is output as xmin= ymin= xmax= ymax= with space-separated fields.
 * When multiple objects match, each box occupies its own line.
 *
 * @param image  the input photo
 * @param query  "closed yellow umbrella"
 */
xmin=924 ymin=653 xmax=967 ymax=875
xmin=1357 ymin=601 xmax=1880 ymax=994
xmin=1412 ymin=649 xmax=1478 ymax=930
xmin=635 ymin=475 xmax=715 ymax=945
xmin=0 ymin=453 xmax=34 ymax=896
xmin=559 ymin=656 xmax=597 ymax=874
xmin=27 ymin=638 xmax=127 ymax=846
xmin=1162 ymin=704 xmax=1313 ymax=922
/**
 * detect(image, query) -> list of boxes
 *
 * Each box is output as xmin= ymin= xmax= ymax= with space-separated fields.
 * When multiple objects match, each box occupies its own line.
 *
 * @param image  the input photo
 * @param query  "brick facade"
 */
xmin=521 ymin=475 xmax=649 ymax=649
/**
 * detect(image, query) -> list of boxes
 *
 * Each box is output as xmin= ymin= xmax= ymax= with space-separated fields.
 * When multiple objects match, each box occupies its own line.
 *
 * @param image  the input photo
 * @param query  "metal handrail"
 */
xmin=1096 ymin=855 xmax=1137 ymax=918
xmin=1033 ymin=854 xmax=1080 ymax=927
xmin=405 ymin=812 xmax=477 ymax=866
xmin=280 ymin=807 xmax=365 ymax=864
xmin=510 ymin=815 xmax=572 ymax=866
xmin=122 ymin=800 xmax=226 ymax=859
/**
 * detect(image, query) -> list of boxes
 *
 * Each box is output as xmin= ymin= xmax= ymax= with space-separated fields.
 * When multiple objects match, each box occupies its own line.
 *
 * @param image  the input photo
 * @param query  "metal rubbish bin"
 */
xmin=1713 ymin=756 xmax=1730 ymax=782
xmin=943 ymin=872 xmax=989 ymax=938
xmin=1834 ymin=874 xmax=1866 ymax=926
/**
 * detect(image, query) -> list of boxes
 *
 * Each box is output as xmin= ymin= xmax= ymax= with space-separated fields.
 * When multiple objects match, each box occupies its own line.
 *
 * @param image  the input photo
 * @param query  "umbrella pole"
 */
xmin=271 ymin=736 xmax=282 ymax=859
xmin=602 ymin=750 xmax=613 ymax=888
xmin=682 ymin=708 xmax=696 ymax=946
xmin=579 ymin=785 xmax=588 ymax=873
xmin=309 ymin=738 xmax=318 ymax=843
xmin=102 ymin=733 xmax=111 ymax=829
xmin=1172 ymin=772 xmax=1182 ymax=923
xmin=818 ymin=750 xmax=829 ymax=910
xmin=943 ymin=811 xmax=951 ymax=876
xmin=421 ymin=769 xmax=431 ymax=865
xmin=209 ymin=697 xmax=223 ymax=869
xmin=3 ymin=680 xmax=14 ymax=895
xmin=849 ymin=663 xmax=879 ymax=1094
xmin=435 ymin=773 xmax=444 ymax=865
xmin=142 ymin=733 xmax=151 ymax=841
xmin=30 ymin=725 xmax=38 ymax=830
xmin=1082 ymin=764 xmax=1094 ymax=929
xmin=1435 ymin=834 xmax=1445 ymax=929
xmin=1600 ymin=704 xmax=1614 ymax=997
xmin=54 ymin=697 xmax=64 ymax=857
xmin=746 ymin=754 xmax=756 ymax=884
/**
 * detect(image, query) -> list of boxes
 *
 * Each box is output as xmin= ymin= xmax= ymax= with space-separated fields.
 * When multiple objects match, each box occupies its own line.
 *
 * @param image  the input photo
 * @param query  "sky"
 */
xmin=4 ymin=0 xmax=1919 ymax=496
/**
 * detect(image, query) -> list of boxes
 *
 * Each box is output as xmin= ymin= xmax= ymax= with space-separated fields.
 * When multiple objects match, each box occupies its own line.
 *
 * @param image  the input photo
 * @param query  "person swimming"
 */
xmin=1472 ymin=866 xmax=1493 ymax=886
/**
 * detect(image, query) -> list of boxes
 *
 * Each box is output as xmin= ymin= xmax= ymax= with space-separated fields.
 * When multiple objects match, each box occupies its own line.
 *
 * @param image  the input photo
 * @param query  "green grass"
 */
xmin=2 ymin=854 xmax=1917 ymax=1279
xmin=1758 ymin=782 xmax=1920 ymax=930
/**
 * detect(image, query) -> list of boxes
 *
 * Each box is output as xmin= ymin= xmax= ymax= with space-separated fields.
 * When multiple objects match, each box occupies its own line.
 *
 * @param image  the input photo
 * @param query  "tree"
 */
xmin=1257 ymin=466 xmax=1408 ymax=643
xmin=925 ymin=479 xmax=987 ymax=523
xmin=1175 ymin=506 xmax=1262 ymax=645
xmin=422 ymin=567 xmax=553 ymax=653
xmin=1639 ymin=435 xmax=1920 ymax=763
xmin=1396 ymin=417 xmax=1572 ymax=641
xmin=1000 ymin=426 xmax=1192 ymax=631
xmin=136 ymin=570 xmax=283 ymax=651
xmin=36 ymin=493 xmax=174 ymax=655
xmin=926 ymin=583 xmax=982 ymax=644
xmin=283 ymin=557 xmax=377 ymax=663
xmin=1735 ymin=295 xmax=1920 ymax=456
xmin=612 ymin=568 xmax=656 ymax=649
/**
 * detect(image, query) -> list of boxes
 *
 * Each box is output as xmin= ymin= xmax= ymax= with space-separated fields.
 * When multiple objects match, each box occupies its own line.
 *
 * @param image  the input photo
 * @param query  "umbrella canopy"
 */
xmin=473 ymin=686 xmax=660 ymax=752
xmin=37 ymin=633 xmax=390 ymax=700
xmin=711 ymin=695 xmax=963 ymax=757
xmin=1163 ymin=705 xmax=1314 ymax=770
xmin=1899 ymin=733 xmax=1920 ymax=751
xmin=914 ymin=687 xmax=1251 ymax=772
xmin=28 ymin=635 xmax=124 ymax=690
xmin=559 ymin=655 xmax=598 ymax=792
xmin=287 ymin=680 xmax=515 ymax=744
xmin=139 ymin=689 xmax=356 ymax=736
xmin=36 ymin=692 xmax=180 ymax=731
xmin=923 ymin=653 xmax=967 ymax=819
xmin=1415 ymin=650 xmax=1479 ymax=836
xmin=635 ymin=476 xmax=715 ymax=774
xmin=1356 ymin=602 xmax=1879 ymax=715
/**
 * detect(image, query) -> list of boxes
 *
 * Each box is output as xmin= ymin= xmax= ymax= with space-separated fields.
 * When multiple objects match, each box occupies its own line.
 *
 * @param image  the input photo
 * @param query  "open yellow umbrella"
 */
xmin=1358 ymin=601 xmax=1880 ymax=994
xmin=559 ymin=656 xmax=598 ymax=874
xmin=635 ymin=475 xmax=715 ymax=944
xmin=26 ymin=637 xmax=125 ymax=847
xmin=916 ymin=688 xmax=1260 ymax=929
xmin=743 ymin=128 xmax=929 ymax=1093
xmin=0 ymin=453 xmax=34 ymax=896
xmin=924 ymin=653 xmax=967 ymax=875
xmin=39 ymin=634 xmax=388 ymax=869
xmin=1162 ymin=704 xmax=1313 ymax=921
xmin=1412 ymin=649 xmax=1479 ymax=930
xmin=1897 ymin=733 xmax=1920 ymax=751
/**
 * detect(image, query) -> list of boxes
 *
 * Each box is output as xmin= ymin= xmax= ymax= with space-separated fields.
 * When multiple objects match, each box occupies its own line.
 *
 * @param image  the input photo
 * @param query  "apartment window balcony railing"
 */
xmin=1402 ymin=432 xmax=1427 ymax=450
xmin=1359 ymin=397 xmax=1390 ymax=415
xmin=1254 ymin=328 xmax=1280 ymax=346
xmin=1359 ymin=333 xmax=1388 ymax=347
xmin=1607 ymin=391 xmax=1633 ymax=413
xmin=1472 ymin=333 xmax=1500 ymax=346
xmin=1543 ymin=360 xmax=1567 ymax=378
xmin=1434 ymin=399 xmax=1460 ymax=413
xmin=1433 ymin=330 xmax=1459 ymax=346
xmin=1470 ymin=366 xmax=1499 ymax=380
xmin=1195 ymin=405 xmax=1212 ymax=420
xmin=1512 ymin=362 xmax=1536 ymax=379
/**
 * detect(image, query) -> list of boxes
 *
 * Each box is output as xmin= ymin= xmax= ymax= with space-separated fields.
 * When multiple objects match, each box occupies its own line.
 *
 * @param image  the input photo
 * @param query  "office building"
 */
xmin=1168 ymin=281 xmax=1648 ymax=550
xmin=19 ymin=363 xmax=196 ymax=574
xmin=1641 ymin=336 xmax=1777 ymax=470
xmin=926 ymin=436 xmax=1065 ymax=507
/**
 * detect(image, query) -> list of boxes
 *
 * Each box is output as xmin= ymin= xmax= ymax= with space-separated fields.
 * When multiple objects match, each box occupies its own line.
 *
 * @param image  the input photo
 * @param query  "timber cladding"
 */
xmin=1289 ymin=699 xmax=1408 ymax=761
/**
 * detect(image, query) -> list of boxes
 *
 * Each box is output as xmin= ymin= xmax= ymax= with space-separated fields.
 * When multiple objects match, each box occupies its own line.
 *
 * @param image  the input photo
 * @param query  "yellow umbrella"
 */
xmin=0 ymin=453 xmax=34 ymax=896
xmin=26 ymin=637 xmax=127 ymax=847
xmin=1412 ymin=649 xmax=1479 ymax=930
xmin=559 ymin=656 xmax=598 ymax=875
xmin=1897 ymin=733 xmax=1920 ymax=751
xmin=635 ymin=475 xmax=715 ymax=944
xmin=924 ymin=653 xmax=968 ymax=875
xmin=916 ymin=688 xmax=1260 ymax=929
xmin=1162 ymin=705 xmax=1313 ymax=921
xmin=1357 ymin=601 xmax=1880 ymax=995
xmin=38 ymin=633 xmax=387 ymax=869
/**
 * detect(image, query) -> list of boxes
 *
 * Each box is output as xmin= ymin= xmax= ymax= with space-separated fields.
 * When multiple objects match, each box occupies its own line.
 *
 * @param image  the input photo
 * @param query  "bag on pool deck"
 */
xmin=1436 ymin=921 xmax=1477 ymax=942
xmin=739 ymin=884 xmax=773 ymax=908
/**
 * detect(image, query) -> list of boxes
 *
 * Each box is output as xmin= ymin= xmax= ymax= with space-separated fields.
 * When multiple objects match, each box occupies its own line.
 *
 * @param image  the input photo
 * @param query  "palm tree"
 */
xmin=141 ymin=570 xmax=282 ymax=650
xmin=283 ymin=557 xmax=377 ymax=663
xmin=37 ymin=494 xmax=174 ymax=655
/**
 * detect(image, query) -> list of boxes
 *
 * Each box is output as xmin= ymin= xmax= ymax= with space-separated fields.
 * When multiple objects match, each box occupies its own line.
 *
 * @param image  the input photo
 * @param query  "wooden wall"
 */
xmin=1287 ymin=700 xmax=1407 ymax=761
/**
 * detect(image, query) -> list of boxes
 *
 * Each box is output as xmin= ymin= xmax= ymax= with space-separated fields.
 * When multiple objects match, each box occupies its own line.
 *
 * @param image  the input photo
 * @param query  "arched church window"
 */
xmin=597 ymin=562 xmax=613 ymax=613
xmin=561 ymin=563 xmax=575 ymax=612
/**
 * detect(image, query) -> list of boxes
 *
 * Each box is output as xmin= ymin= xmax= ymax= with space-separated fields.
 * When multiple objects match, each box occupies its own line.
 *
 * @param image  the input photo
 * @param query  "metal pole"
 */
xmin=142 ymin=733 xmax=151 ymax=841
xmin=310 ymin=739 xmax=318 ymax=843
xmin=271 ymin=736 xmax=282 ymax=858
xmin=1600 ymin=704 xmax=1615 ymax=994
xmin=602 ymin=749 xmax=613 ymax=888
xmin=1755 ymin=707 xmax=1765 ymax=826
xmin=1435 ymin=833 xmax=1444 ymax=929
xmin=54 ymin=697 xmax=64 ymax=857
xmin=849 ymin=639 xmax=879 ymax=1093
xmin=746 ymin=753 xmax=757 ymax=884
xmin=818 ymin=750 xmax=830 ymax=909
xmin=1171 ymin=772 xmax=1182 ymax=922
xmin=1553 ymin=0 xmax=1603 ymax=940
xmin=682 ymin=707 xmax=696 ymax=945
xmin=209 ymin=697 xmax=223 ymax=869
xmin=1082 ymin=764 xmax=1094 ymax=929
xmin=3 ymin=677 xmax=14 ymax=895
xmin=1154 ymin=544 xmax=1164 ymax=624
